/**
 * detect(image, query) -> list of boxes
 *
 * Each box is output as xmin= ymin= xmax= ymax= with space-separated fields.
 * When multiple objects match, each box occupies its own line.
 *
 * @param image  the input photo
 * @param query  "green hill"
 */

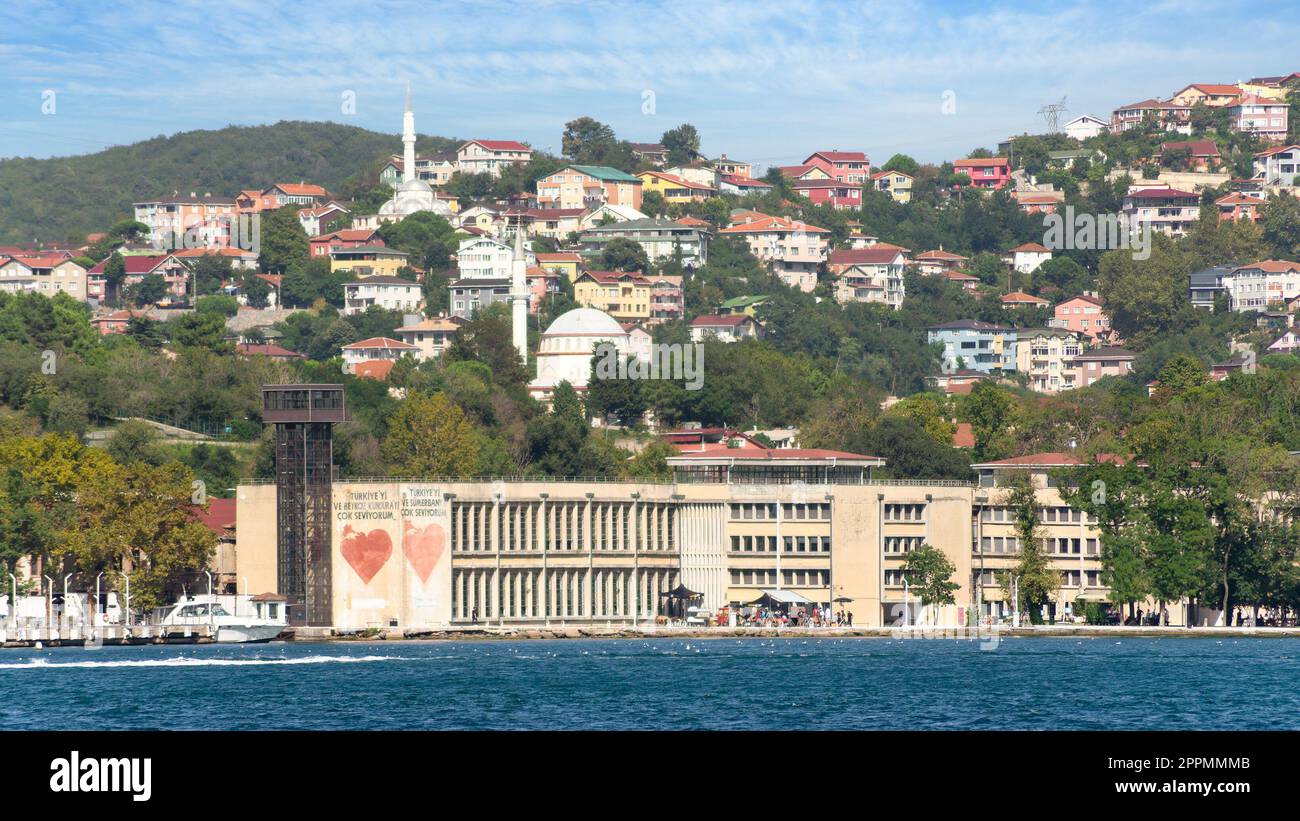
xmin=0 ymin=120 xmax=460 ymax=244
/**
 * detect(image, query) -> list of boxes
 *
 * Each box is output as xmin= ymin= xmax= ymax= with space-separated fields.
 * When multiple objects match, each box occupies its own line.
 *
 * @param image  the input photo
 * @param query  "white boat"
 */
xmin=157 ymin=593 xmax=288 ymax=643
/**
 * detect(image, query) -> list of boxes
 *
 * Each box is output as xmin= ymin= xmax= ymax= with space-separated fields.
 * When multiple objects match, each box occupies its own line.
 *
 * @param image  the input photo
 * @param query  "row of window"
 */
xmin=727 ymin=503 xmax=832 ymax=521
xmin=884 ymin=503 xmax=926 ymax=522
xmin=729 ymin=569 xmax=830 ymax=587
xmin=451 ymin=567 xmax=673 ymax=620
xmin=729 ymin=535 xmax=832 ymax=554
xmin=451 ymin=502 xmax=675 ymax=552
xmin=884 ymin=536 xmax=925 ymax=554
xmin=973 ymin=569 xmax=1101 ymax=587
xmin=979 ymin=505 xmax=1097 ymax=525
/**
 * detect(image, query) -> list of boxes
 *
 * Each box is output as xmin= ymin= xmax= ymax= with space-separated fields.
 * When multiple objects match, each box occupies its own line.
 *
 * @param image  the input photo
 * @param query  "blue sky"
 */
xmin=1 ymin=0 xmax=1296 ymax=169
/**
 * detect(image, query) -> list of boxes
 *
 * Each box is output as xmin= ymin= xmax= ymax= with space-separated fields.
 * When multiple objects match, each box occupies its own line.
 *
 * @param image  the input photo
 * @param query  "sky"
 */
xmin=1 ymin=0 xmax=1297 ymax=170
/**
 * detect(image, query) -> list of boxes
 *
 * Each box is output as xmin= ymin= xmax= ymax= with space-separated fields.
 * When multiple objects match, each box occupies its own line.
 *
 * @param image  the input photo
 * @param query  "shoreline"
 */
xmin=298 ymin=624 xmax=1300 ymax=642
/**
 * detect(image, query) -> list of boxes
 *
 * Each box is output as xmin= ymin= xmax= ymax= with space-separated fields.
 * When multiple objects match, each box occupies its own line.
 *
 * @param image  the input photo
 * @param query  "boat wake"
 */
xmin=0 ymin=654 xmax=409 ymax=670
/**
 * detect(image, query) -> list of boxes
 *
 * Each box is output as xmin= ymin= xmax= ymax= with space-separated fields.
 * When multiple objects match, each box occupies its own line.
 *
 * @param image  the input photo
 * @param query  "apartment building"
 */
xmin=342 ymin=276 xmax=424 ymax=316
xmin=132 ymin=193 xmax=239 ymax=249
xmin=1015 ymin=328 xmax=1085 ymax=394
xmin=720 ymin=214 xmax=829 ymax=293
xmin=927 ymin=320 xmax=1018 ymax=374
xmin=457 ymin=140 xmax=533 ymax=176
xmin=579 ymin=218 xmax=709 ymax=266
xmin=573 ymin=270 xmax=652 ymax=321
xmin=329 ymin=246 xmax=410 ymax=278
xmin=830 ymin=246 xmax=907 ymax=310
xmin=0 ymin=255 xmax=89 ymax=300
xmin=1221 ymin=260 xmax=1300 ymax=311
xmin=1120 ymin=188 xmax=1200 ymax=238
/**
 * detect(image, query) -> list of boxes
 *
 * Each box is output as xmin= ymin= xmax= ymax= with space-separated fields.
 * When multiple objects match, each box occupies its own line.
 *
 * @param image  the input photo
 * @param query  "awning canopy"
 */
xmin=659 ymin=584 xmax=702 ymax=600
xmin=751 ymin=589 xmax=814 ymax=607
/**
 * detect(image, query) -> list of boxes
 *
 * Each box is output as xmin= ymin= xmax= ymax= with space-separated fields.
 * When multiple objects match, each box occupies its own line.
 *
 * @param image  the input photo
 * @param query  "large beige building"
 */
xmin=236 ymin=440 xmax=1146 ymax=629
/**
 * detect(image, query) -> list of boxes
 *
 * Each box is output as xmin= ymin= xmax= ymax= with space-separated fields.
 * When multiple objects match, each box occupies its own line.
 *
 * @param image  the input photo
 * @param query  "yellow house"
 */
xmin=329 ymin=245 xmax=410 ymax=278
xmin=574 ymin=270 xmax=651 ymax=320
xmin=635 ymin=170 xmax=716 ymax=203
xmin=536 ymin=252 xmax=583 ymax=282
xmin=871 ymin=170 xmax=913 ymax=203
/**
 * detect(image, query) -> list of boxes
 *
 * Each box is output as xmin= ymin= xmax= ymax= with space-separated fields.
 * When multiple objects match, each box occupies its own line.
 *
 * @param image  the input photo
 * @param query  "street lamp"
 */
xmin=62 ymin=573 xmax=72 ymax=635
xmin=118 ymin=571 xmax=131 ymax=633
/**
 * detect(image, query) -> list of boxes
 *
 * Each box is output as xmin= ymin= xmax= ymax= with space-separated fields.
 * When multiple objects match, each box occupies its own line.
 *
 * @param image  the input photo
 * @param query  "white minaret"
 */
xmin=510 ymin=218 xmax=529 ymax=366
xmin=402 ymin=82 xmax=416 ymax=184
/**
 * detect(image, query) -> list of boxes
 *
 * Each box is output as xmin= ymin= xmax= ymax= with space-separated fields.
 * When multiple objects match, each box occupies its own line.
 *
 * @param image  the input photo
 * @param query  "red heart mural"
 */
xmin=340 ymin=525 xmax=392 ymax=584
xmin=403 ymin=522 xmax=446 ymax=584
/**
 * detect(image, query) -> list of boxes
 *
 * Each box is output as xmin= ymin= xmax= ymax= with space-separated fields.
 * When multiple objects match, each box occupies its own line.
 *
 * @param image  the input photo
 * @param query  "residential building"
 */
xmin=719 ymin=294 xmax=769 ymax=316
xmin=456 ymin=139 xmax=532 ymax=176
xmin=456 ymin=236 xmax=535 ymax=280
xmin=173 ymin=246 xmax=258 ymax=271
xmin=393 ymin=316 xmax=461 ymax=361
xmin=536 ymin=251 xmax=583 ymax=282
xmin=1015 ymin=328 xmax=1084 ymax=393
xmin=1012 ymin=191 xmax=1062 ymax=214
xmin=1120 ymin=188 xmax=1199 ymax=238
xmin=579 ymin=218 xmax=708 ymax=267
xmin=647 ymin=274 xmax=684 ymax=324
xmin=636 ymin=170 xmax=717 ymax=203
xmin=380 ymin=152 xmax=457 ymax=187
xmin=90 ymin=309 xmax=142 ymax=335
xmin=689 ymin=314 xmax=762 ymax=343
xmin=915 ymin=249 xmax=968 ymax=275
xmin=342 ymin=275 xmax=424 ymax=316
xmin=1051 ymin=294 xmax=1112 ymax=341
xmin=1156 ymin=139 xmax=1220 ymax=170
xmin=629 ymin=143 xmax=668 ymax=166
xmin=1267 ymin=329 xmax=1300 ymax=354
xmin=621 ymin=321 xmax=653 ymax=362
xmin=536 ymin=165 xmax=643 ymax=211
xmin=339 ymin=337 xmax=417 ymax=374
xmin=329 ymin=246 xmax=409 ymax=278
xmin=0 ymin=255 xmax=88 ymax=300
xmin=457 ymin=206 xmax=503 ymax=237
xmin=712 ymin=155 xmax=752 ymax=178
xmin=660 ymin=163 xmax=718 ymax=187
xmin=1110 ymin=98 xmax=1191 ymax=134
xmin=1252 ymin=144 xmax=1300 ymax=185
xmin=450 ymin=278 xmax=512 ymax=319
xmin=1071 ymin=346 xmax=1136 ymax=387
xmin=1005 ymin=242 xmax=1053 ymax=275
xmin=86 ymin=253 xmax=189 ymax=301
xmin=1170 ymin=83 xmax=1242 ymax=108
xmin=717 ymin=174 xmax=772 ymax=195
xmin=775 ymin=164 xmax=830 ymax=181
xmin=1063 ymin=114 xmax=1108 ymax=141
xmin=574 ymin=270 xmax=652 ymax=321
xmin=943 ymin=270 xmax=980 ymax=291
xmin=297 ymin=202 xmax=350 ymax=237
xmin=830 ymin=246 xmax=907 ymax=310
xmin=1227 ymin=95 xmax=1289 ymax=142
xmin=506 ymin=207 xmax=586 ymax=240
xmin=236 ymin=343 xmax=305 ymax=362
xmin=132 ymin=193 xmax=239 ymax=249
xmin=1188 ymin=264 xmax=1233 ymax=310
xmin=1215 ymin=192 xmax=1265 ymax=223
xmin=927 ymin=320 xmax=1018 ymax=373
xmin=257 ymin=183 xmax=331 ymax=210
xmin=720 ymin=214 xmax=829 ymax=293
xmin=309 ymin=228 xmax=381 ymax=258
xmin=1001 ymin=290 xmax=1049 ymax=308
xmin=578 ymin=203 xmax=649 ymax=230
xmin=790 ymin=178 xmax=862 ymax=210
xmin=953 ymin=157 xmax=1011 ymax=190
xmin=870 ymin=170 xmax=913 ymax=203
xmin=1221 ymin=260 xmax=1300 ymax=311
xmin=803 ymin=151 xmax=870 ymax=183
xmin=1241 ymin=73 xmax=1300 ymax=101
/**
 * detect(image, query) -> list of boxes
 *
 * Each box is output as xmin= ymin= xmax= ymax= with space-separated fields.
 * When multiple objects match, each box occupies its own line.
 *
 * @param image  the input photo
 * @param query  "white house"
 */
xmin=1005 ymin=242 xmax=1053 ymax=275
xmin=340 ymin=337 xmax=418 ymax=374
xmin=689 ymin=314 xmax=762 ymax=343
xmin=456 ymin=140 xmax=532 ymax=177
xmin=393 ymin=316 xmax=461 ymax=361
xmin=1253 ymin=145 xmax=1300 ymax=185
xmin=342 ymin=275 xmax=424 ymax=316
xmin=1063 ymin=114 xmax=1108 ymax=141
xmin=456 ymin=236 xmax=535 ymax=279
xmin=1220 ymin=260 xmax=1300 ymax=312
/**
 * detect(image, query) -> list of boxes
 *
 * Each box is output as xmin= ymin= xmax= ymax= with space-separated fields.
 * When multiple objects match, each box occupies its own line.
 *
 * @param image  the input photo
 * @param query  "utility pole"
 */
xmin=1038 ymin=97 xmax=1068 ymax=134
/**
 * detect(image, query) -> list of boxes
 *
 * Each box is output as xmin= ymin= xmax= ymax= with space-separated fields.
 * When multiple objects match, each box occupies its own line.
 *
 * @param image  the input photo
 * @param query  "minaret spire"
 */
xmin=401 ymin=82 xmax=416 ymax=185
xmin=510 ymin=216 xmax=529 ymax=367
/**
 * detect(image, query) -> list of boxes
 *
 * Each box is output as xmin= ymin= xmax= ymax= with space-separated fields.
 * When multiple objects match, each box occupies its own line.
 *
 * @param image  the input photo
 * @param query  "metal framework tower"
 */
xmin=262 ymin=384 xmax=346 ymax=626
xmin=1039 ymin=96 xmax=1068 ymax=133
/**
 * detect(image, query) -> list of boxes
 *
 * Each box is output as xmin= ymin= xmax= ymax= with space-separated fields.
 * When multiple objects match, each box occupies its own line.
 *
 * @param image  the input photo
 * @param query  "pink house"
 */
xmin=790 ymin=178 xmax=862 ymax=210
xmin=1051 ymin=294 xmax=1112 ymax=341
xmin=953 ymin=157 xmax=1011 ymax=190
xmin=526 ymin=266 xmax=561 ymax=314
xmin=802 ymin=151 xmax=871 ymax=184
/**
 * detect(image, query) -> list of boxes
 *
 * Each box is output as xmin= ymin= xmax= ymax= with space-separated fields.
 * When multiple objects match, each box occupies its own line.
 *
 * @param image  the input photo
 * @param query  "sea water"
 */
xmin=1 ymin=637 xmax=1295 ymax=730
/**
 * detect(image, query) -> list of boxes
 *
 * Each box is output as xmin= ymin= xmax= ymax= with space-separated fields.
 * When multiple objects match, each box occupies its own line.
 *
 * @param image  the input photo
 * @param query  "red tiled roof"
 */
xmin=354 ymin=360 xmax=396 ymax=380
xmin=806 ymin=150 xmax=868 ymax=163
xmin=1159 ymin=140 xmax=1219 ymax=157
xmin=311 ymin=229 xmax=378 ymax=243
xmin=579 ymin=270 xmax=651 ymax=285
xmin=1057 ymin=294 xmax=1104 ymax=307
xmin=465 ymin=139 xmax=531 ymax=152
xmin=88 ymin=254 xmax=171 ymax=274
xmin=690 ymin=314 xmax=752 ymax=327
xmin=1001 ymin=290 xmax=1049 ymax=305
xmin=916 ymin=249 xmax=968 ymax=261
xmin=342 ymin=337 xmax=417 ymax=350
xmin=971 ymin=452 xmax=1129 ymax=468
xmin=535 ymin=252 xmax=582 ymax=262
xmin=1182 ymin=83 xmax=1242 ymax=96
xmin=271 ymin=183 xmax=328 ymax=197
xmin=191 ymin=497 xmax=236 ymax=534
xmin=1233 ymin=259 xmax=1300 ymax=273
xmin=1125 ymin=188 xmax=1198 ymax=199
xmin=1008 ymin=243 xmax=1051 ymax=253
xmin=954 ymin=157 xmax=1009 ymax=168
xmin=720 ymin=215 xmax=829 ymax=234
xmin=952 ymin=422 xmax=975 ymax=448
xmin=829 ymin=247 xmax=906 ymax=266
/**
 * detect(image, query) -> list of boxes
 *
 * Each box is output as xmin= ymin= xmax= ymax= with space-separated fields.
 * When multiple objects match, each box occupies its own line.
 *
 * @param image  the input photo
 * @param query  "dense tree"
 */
xmin=381 ymin=391 xmax=479 ymax=478
xmin=661 ymin=123 xmax=701 ymax=166
xmin=257 ymin=206 xmax=309 ymax=274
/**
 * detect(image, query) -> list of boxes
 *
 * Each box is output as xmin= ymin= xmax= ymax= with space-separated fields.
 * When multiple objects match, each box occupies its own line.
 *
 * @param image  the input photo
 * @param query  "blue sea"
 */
xmin=1 ymin=637 xmax=1296 ymax=730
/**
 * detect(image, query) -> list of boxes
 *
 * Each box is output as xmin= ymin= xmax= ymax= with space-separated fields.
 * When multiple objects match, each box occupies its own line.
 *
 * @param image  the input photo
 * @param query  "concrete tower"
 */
xmin=402 ymin=81 xmax=416 ymax=184
xmin=510 ymin=218 xmax=529 ymax=366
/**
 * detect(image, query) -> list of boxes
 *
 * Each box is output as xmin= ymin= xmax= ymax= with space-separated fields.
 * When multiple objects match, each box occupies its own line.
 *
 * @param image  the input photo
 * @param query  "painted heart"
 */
xmin=403 ymin=522 xmax=446 ymax=584
xmin=340 ymin=526 xmax=392 ymax=584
